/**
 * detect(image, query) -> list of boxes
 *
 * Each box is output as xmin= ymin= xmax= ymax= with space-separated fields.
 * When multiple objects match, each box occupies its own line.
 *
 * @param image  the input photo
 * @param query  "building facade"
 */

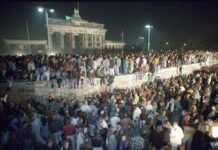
xmin=3 ymin=39 xmax=47 ymax=55
xmin=48 ymin=9 xmax=107 ymax=54
xmin=105 ymin=40 xmax=125 ymax=49
xmin=2 ymin=8 xmax=125 ymax=55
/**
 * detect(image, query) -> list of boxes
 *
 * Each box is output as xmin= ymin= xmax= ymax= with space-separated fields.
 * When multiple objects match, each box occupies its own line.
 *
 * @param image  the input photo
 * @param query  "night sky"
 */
xmin=0 ymin=1 xmax=218 ymax=50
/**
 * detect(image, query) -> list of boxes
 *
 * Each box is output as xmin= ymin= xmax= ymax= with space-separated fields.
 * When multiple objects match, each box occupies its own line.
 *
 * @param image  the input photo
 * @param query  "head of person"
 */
xmin=62 ymin=140 xmax=70 ymax=149
xmin=83 ymin=126 xmax=88 ymax=134
xmin=170 ymin=98 xmax=174 ymax=103
xmin=173 ymin=121 xmax=179 ymax=128
xmin=121 ymin=134 xmax=127 ymax=141
xmin=64 ymin=117 xmax=70 ymax=125
xmin=156 ymin=125 xmax=163 ymax=133
xmin=91 ymin=110 xmax=96 ymax=115
xmin=47 ymin=138 xmax=54 ymax=148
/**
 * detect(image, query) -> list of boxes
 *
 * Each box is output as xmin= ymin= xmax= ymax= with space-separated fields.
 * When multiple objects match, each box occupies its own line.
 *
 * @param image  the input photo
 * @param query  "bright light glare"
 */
xmin=38 ymin=7 xmax=44 ymax=12
xmin=212 ymin=126 xmax=218 ymax=138
xmin=49 ymin=52 xmax=56 ymax=56
xmin=145 ymin=25 xmax=153 ymax=29
xmin=16 ymin=53 xmax=22 ymax=56
xmin=49 ymin=9 xmax=54 ymax=13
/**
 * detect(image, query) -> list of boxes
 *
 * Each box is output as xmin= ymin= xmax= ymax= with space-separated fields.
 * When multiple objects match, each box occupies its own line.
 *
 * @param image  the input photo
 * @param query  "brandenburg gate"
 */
xmin=3 ymin=8 xmax=125 ymax=55
xmin=48 ymin=9 xmax=107 ymax=54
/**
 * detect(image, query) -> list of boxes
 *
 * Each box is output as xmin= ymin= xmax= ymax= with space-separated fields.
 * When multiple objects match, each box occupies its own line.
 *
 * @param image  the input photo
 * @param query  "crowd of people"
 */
xmin=0 ymin=50 xmax=217 ymax=88
xmin=0 ymin=54 xmax=218 ymax=150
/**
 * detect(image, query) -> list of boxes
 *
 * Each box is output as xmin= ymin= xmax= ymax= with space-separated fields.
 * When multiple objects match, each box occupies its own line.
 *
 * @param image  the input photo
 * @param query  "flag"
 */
xmin=65 ymin=16 xmax=72 ymax=20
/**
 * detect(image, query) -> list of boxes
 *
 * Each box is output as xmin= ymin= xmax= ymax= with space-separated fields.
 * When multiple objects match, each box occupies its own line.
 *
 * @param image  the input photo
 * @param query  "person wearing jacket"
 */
xmin=190 ymin=124 xmax=214 ymax=150
xmin=48 ymin=114 xmax=63 ymax=145
xmin=115 ymin=56 xmax=121 ymax=75
xmin=150 ymin=125 xmax=164 ymax=150
xmin=71 ymin=67 xmax=78 ymax=89
xmin=107 ymin=127 xmax=117 ymax=150
xmin=92 ymin=129 xmax=104 ymax=150
xmin=31 ymin=113 xmax=46 ymax=145
xmin=166 ymin=98 xmax=175 ymax=123
xmin=96 ymin=65 xmax=105 ymax=86
xmin=109 ymin=57 xmax=115 ymax=76
xmin=42 ymin=138 xmax=60 ymax=150
xmin=87 ymin=110 xmax=98 ymax=137
xmin=123 ymin=57 xmax=129 ymax=75
xmin=103 ymin=56 xmax=110 ymax=76
xmin=170 ymin=121 xmax=184 ymax=150
xmin=77 ymin=126 xmax=91 ymax=150
xmin=27 ymin=59 xmax=36 ymax=81
xmin=62 ymin=118 xmax=77 ymax=150
xmin=119 ymin=134 xmax=129 ymax=150
xmin=87 ymin=66 xmax=95 ymax=86
xmin=182 ymin=125 xmax=196 ymax=150
xmin=107 ymin=75 xmax=115 ymax=93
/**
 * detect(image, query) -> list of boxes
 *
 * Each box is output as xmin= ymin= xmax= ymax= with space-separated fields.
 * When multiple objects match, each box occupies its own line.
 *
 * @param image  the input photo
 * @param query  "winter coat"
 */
xmin=170 ymin=125 xmax=184 ymax=145
xmin=107 ymin=134 xmax=117 ymax=150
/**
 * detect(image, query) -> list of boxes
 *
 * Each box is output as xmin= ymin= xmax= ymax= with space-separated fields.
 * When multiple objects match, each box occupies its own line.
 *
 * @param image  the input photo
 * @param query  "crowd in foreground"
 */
xmin=0 ymin=61 xmax=218 ymax=150
xmin=0 ymin=50 xmax=218 ymax=88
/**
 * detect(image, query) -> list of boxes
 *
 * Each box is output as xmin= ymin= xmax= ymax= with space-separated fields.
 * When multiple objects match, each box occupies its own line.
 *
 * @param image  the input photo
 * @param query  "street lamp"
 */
xmin=38 ymin=7 xmax=44 ymax=12
xmin=49 ymin=9 xmax=54 ymax=13
xmin=145 ymin=25 xmax=153 ymax=52
xmin=165 ymin=42 xmax=169 ymax=50
xmin=38 ymin=7 xmax=54 ymax=53
xmin=184 ymin=43 xmax=187 ymax=46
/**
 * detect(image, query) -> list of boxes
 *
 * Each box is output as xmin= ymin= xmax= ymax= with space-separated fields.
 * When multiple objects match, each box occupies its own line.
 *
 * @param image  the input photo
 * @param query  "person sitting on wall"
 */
xmin=107 ymin=75 xmax=115 ymax=94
